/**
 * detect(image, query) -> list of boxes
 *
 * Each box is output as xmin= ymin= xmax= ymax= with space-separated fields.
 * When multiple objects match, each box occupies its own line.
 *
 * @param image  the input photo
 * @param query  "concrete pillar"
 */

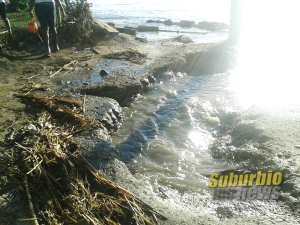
xmin=229 ymin=0 xmax=243 ymax=44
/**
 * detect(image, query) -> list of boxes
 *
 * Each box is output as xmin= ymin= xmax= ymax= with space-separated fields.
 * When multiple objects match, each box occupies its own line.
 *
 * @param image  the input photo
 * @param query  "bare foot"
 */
xmin=46 ymin=46 xmax=51 ymax=57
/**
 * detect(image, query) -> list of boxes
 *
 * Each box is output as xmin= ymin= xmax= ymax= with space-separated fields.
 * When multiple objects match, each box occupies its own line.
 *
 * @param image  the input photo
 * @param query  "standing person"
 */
xmin=29 ymin=0 xmax=65 ymax=57
xmin=0 ymin=0 xmax=12 ymax=34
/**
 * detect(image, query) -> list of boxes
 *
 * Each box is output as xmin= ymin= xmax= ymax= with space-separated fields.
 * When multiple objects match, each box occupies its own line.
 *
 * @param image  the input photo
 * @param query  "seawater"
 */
xmin=89 ymin=0 xmax=230 ymax=43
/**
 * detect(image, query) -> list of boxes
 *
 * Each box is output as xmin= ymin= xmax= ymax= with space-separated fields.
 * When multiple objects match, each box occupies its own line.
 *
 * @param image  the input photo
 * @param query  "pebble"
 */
xmin=27 ymin=124 xmax=37 ymax=134
xmin=295 ymin=145 xmax=300 ymax=148
xmin=100 ymin=69 xmax=109 ymax=76
xmin=18 ymin=41 xmax=24 ymax=48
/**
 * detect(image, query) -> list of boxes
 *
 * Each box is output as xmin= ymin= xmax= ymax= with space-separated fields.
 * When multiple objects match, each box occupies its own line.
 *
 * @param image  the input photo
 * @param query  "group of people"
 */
xmin=1 ymin=0 xmax=65 ymax=57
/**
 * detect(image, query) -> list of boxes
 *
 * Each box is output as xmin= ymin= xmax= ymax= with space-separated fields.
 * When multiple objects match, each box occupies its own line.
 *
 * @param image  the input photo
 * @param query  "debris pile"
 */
xmin=0 ymin=94 xmax=166 ymax=224
xmin=19 ymin=81 xmax=53 ymax=94
xmin=59 ymin=1 xmax=94 ymax=43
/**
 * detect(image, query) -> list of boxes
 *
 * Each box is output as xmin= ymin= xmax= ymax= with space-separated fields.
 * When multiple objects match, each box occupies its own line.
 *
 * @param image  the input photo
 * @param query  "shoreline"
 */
xmin=1 ymin=24 xmax=300 ymax=224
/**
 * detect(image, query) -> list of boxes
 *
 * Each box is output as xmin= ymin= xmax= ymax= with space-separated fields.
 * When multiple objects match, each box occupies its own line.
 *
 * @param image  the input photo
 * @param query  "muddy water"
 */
xmin=111 ymin=69 xmax=243 ymax=193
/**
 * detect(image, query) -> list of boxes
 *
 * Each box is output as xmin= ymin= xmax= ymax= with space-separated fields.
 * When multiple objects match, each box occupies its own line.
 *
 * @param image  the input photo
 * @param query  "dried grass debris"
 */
xmin=59 ymin=1 xmax=94 ymax=43
xmin=19 ymin=81 xmax=53 ymax=94
xmin=0 ymin=94 xmax=167 ymax=225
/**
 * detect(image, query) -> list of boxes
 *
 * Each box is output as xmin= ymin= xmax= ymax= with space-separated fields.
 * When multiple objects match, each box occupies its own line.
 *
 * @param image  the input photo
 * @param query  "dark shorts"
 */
xmin=0 ymin=2 xmax=6 ymax=20
xmin=35 ymin=2 xmax=56 ymax=28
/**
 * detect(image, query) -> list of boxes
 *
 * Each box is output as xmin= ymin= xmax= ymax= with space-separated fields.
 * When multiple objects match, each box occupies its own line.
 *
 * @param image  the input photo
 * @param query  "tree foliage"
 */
xmin=7 ymin=0 xmax=86 ymax=13
xmin=7 ymin=0 xmax=29 ymax=12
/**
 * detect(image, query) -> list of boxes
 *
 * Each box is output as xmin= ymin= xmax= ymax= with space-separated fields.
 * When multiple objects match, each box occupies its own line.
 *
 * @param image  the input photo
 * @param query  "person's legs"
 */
xmin=35 ymin=3 xmax=52 ymax=56
xmin=49 ymin=27 xmax=59 ymax=51
xmin=0 ymin=2 xmax=11 ymax=34
xmin=41 ymin=27 xmax=51 ymax=56
xmin=3 ymin=18 xmax=12 ymax=34
xmin=48 ymin=4 xmax=58 ymax=51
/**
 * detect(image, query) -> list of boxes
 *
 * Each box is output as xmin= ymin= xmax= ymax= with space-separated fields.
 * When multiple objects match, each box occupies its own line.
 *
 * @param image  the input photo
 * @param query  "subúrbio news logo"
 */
xmin=209 ymin=170 xmax=282 ymax=200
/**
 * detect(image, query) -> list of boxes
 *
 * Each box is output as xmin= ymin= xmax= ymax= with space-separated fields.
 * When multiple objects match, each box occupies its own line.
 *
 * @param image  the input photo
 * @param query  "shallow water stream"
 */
xmin=111 ymin=69 xmax=243 ymax=194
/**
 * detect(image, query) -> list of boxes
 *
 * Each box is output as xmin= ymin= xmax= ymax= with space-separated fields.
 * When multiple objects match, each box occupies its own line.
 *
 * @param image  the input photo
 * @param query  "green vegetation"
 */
xmin=1 ymin=11 xmax=29 ymax=30
xmin=0 ymin=11 xmax=28 ymax=46
xmin=0 ymin=11 xmax=29 ymax=46
xmin=7 ymin=0 xmax=30 ymax=12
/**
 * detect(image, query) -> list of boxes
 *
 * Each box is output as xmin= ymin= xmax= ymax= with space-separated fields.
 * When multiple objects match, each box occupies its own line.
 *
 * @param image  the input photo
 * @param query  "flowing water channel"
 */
xmin=111 ymin=69 xmax=241 ymax=194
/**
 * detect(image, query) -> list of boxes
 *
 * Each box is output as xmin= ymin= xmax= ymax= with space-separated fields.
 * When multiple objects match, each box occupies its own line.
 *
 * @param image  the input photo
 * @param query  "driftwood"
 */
xmin=19 ymin=81 xmax=52 ymax=94
xmin=49 ymin=60 xmax=78 ymax=78
xmin=24 ymin=175 xmax=39 ymax=225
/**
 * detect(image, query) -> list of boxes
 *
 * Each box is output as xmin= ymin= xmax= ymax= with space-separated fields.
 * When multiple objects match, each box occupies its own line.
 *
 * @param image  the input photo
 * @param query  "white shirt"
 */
xmin=0 ymin=0 xmax=5 ymax=3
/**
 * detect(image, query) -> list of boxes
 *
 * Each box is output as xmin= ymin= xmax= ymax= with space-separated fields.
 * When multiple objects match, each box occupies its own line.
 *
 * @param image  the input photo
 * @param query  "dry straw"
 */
xmin=0 ymin=94 xmax=167 ymax=224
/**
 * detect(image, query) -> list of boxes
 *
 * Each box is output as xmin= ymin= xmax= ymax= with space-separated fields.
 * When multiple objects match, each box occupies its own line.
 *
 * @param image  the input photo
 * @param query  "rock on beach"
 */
xmin=80 ymin=73 xmax=143 ymax=105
